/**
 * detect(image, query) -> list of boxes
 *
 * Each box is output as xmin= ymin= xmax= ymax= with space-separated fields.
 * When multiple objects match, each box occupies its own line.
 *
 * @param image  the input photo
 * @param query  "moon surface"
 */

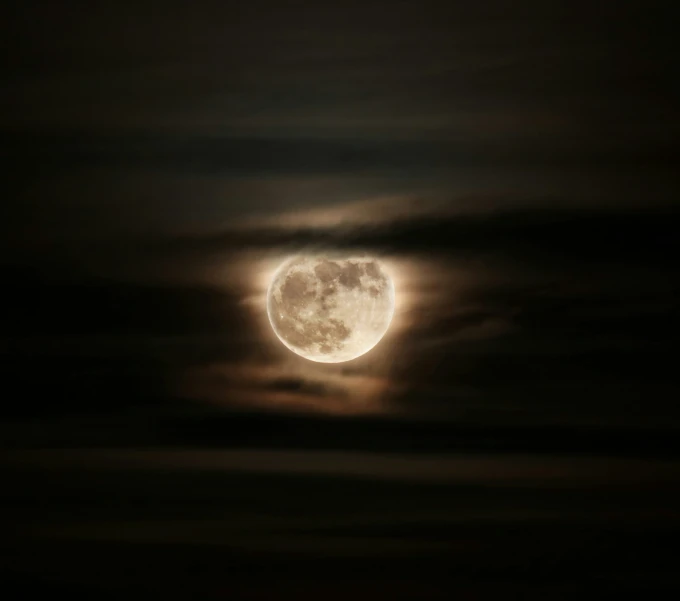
xmin=267 ymin=256 xmax=395 ymax=363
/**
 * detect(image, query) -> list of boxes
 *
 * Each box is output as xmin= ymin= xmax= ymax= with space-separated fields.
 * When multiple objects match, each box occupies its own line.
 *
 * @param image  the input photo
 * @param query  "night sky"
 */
xmin=2 ymin=1 xmax=679 ymax=598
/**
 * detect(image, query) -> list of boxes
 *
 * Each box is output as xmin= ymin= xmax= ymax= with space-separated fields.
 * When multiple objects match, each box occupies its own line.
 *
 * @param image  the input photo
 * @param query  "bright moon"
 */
xmin=267 ymin=256 xmax=395 ymax=363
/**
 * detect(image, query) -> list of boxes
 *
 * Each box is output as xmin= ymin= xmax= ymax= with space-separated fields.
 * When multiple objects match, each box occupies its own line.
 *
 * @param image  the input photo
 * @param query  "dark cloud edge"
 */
xmin=151 ymin=204 xmax=680 ymax=267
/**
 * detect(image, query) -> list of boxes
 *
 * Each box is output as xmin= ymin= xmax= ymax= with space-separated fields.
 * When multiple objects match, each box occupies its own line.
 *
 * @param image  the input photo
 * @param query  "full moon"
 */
xmin=267 ymin=256 xmax=395 ymax=363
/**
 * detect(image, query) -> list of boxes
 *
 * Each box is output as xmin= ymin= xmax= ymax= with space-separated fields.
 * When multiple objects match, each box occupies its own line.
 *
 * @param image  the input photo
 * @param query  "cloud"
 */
xmin=5 ymin=130 xmax=676 ymax=178
xmin=178 ymin=360 xmax=400 ymax=416
xmin=151 ymin=203 xmax=680 ymax=272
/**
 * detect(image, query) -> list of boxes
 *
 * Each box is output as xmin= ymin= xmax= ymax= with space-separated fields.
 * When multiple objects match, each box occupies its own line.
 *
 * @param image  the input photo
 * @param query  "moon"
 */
xmin=267 ymin=256 xmax=395 ymax=363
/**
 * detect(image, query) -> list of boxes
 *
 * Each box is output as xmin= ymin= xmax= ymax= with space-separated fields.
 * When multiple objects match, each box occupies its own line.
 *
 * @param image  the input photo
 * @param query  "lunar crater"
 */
xmin=267 ymin=256 xmax=395 ymax=363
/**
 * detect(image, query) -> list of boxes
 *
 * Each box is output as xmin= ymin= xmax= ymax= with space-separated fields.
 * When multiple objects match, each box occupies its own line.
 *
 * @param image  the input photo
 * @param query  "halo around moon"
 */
xmin=266 ymin=256 xmax=395 ymax=363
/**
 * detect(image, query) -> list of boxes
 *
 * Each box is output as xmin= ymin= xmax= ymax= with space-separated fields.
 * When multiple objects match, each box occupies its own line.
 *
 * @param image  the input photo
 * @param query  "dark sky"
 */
xmin=1 ymin=1 xmax=680 ymax=598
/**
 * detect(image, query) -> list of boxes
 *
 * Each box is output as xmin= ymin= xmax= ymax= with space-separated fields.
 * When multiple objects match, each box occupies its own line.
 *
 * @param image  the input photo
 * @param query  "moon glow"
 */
xmin=267 ymin=256 xmax=395 ymax=363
